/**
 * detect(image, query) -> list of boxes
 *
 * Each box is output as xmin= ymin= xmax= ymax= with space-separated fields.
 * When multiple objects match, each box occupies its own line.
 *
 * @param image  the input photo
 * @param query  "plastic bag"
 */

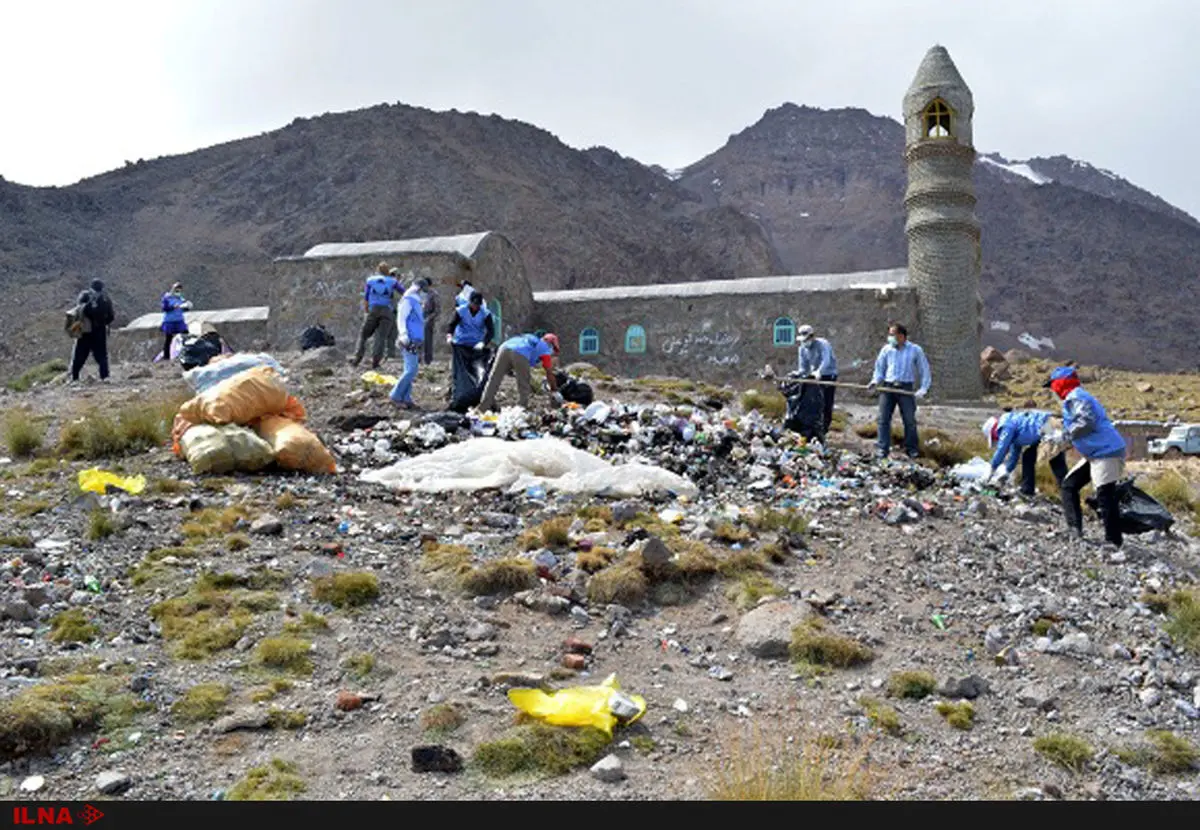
xmin=77 ymin=468 xmax=146 ymax=495
xmin=183 ymin=353 xmax=286 ymax=394
xmin=179 ymin=423 xmax=275 ymax=475
xmin=950 ymin=457 xmax=993 ymax=482
xmin=254 ymin=415 xmax=337 ymax=474
xmin=780 ymin=380 xmax=824 ymax=439
xmin=361 ymin=371 xmax=398 ymax=387
xmin=1086 ymin=478 xmax=1175 ymax=534
xmin=507 ymin=673 xmax=646 ymax=737
xmin=178 ymin=365 xmax=289 ymax=426
xmin=361 ymin=436 xmax=699 ymax=498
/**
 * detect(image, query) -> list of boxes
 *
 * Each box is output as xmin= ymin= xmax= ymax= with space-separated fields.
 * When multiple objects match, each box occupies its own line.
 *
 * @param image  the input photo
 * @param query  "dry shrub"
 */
xmin=708 ymin=725 xmax=880 ymax=800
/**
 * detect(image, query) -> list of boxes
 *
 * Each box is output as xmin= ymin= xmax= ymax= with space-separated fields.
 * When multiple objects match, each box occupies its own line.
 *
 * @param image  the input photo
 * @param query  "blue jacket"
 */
xmin=399 ymin=289 xmax=425 ymax=342
xmin=364 ymin=274 xmax=399 ymax=309
xmin=871 ymin=342 xmax=931 ymax=395
xmin=1062 ymin=388 xmax=1126 ymax=460
xmin=797 ymin=337 xmax=837 ymax=377
xmin=450 ymin=304 xmax=493 ymax=346
xmin=161 ymin=292 xmax=187 ymax=332
xmin=990 ymin=410 xmax=1052 ymax=473
xmin=503 ymin=334 xmax=553 ymax=367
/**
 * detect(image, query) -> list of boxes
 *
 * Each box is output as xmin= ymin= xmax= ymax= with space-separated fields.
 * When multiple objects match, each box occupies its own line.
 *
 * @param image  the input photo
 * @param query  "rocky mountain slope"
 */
xmin=0 ymin=354 xmax=1197 ymax=801
xmin=2 ymin=101 xmax=1199 ymax=378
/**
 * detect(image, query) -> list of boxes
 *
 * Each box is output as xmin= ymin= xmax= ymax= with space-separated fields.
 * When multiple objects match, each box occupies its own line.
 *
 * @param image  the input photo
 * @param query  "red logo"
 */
xmin=77 ymin=807 xmax=103 ymax=827
xmin=11 ymin=806 xmax=102 ymax=826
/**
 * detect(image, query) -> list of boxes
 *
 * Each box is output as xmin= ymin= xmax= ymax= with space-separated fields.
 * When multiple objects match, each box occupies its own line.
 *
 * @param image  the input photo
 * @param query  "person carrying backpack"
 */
xmin=160 ymin=282 xmax=192 ymax=361
xmin=67 ymin=288 xmax=102 ymax=382
xmin=82 ymin=279 xmax=114 ymax=380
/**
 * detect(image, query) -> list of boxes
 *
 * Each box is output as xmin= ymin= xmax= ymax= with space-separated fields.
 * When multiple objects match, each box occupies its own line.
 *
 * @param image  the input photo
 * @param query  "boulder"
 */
xmin=292 ymin=345 xmax=343 ymax=369
xmin=1004 ymin=348 xmax=1034 ymax=364
xmin=981 ymin=346 xmax=1006 ymax=365
xmin=735 ymin=600 xmax=813 ymax=659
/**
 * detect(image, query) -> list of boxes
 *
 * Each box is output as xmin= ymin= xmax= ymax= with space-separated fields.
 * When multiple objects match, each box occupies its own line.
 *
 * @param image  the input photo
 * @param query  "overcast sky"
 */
xmin=3 ymin=0 xmax=1198 ymax=217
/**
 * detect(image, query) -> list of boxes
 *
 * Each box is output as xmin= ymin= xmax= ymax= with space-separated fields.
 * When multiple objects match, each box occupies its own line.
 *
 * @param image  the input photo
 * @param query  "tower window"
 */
xmin=624 ymin=325 xmax=646 ymax=354
xmin=773 ymin=317 xmax=796 ymax=347
xmin=579 ymin=327 xmax=600 ymax=355
xmin=923 ymin=99 xmax=952 ymax=138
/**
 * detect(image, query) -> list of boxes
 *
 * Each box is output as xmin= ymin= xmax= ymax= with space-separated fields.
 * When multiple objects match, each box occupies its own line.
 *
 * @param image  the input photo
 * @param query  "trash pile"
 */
xmin=172 ymin=358 xmax=336 ymax=476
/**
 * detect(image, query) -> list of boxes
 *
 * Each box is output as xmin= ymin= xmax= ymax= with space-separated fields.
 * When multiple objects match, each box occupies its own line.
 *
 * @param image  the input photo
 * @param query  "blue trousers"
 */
xmin=389 ymin=348 xmax=421 ymax=404
xmin=877 ymin=382 xmax=919 ymax=457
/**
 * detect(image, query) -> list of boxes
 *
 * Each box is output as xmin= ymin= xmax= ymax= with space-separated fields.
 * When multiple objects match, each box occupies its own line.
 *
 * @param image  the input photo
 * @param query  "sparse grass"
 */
xmin=311 ymin=571 xmax=379 ymax=608
xmin=149 ymin=477 xmax=191 ymax=495
xmin=854 ymin=423 xmax=902 ymax=441
xmin=576 ymin=546 xmax=619 ymax=573
xmin=633 ymin=376 xmax=697 ymax=394
xmin=255 ymin=637 xmax=313 ymax=675
xmin=225 ymin=532 xmax=251 ymax=552
xmin=1163 ymin=589 xmax=1200 ymax=654
xmin=460 ymin=558 xmax=537 ymax=596
xmin=999 ymin=358 xmax=1200 ymax=422
xmin=420 ymin=703 xmax=467 ymax=734
xmin=587 ymin=563 xmax=647 ymax=606
xmin=708 ymin=726 xmax=878 ymax=800
xmin=0 ymin=534 xmax=34 ymax=548
xmin=49 ymin=609 xmax=100 ymax=644
xmin=2 ymin=408 xmax=46 ymax=458
xmin=341 ymin=653 xmax=375 ymax=680
xmin=740 ymin=389 xmax=787 ymax=419
xmin=87 ymin=509 xmax=118 ymax=541
xmin=1033 ymin=732 xmax=1094 ymax=772
xmin=0 ymin=672 xmax=146 ymax=761
xmin=420 ymin=541 xmax=473 ymax=580
xmin=575 ymin=505 xmax=613 ymax=526
xmin=275 ymin=492 xmax=299 ymax=510
xmin=749 ymin=507 xmax=810 ymax=537
xmin=672 ymin=539 xmax=720 ymax=579
xmin=935 ymin=701 xmax=975 ymax=731
xmin=1030 ymin=617 xmax=1055 ymax=637
xmin=250 ymin=679 xmax=294 ymax=703
xmin=1114 ymin=730 xmax=1199 ymax=775
xmin=516 ymin=516 xmax=572 ymax=550
xmin=181 ymin=505 xmax=256 ymax=540
xmin=6 ymin=360 xmax=67 ymax=393
xmin=918 ymin=430 xmax=991 ymax=469
xmin=713 ymin=522 xmax=753 ymax=545
xmin=789 ymin=618 xmax=874 ymax=668
xmin=57 ymin=396 xmax=184 ymax=460
xmin=283 ymin=612 xmax=329 ymax=635
xmin=473 ymin=724 xmax=612 ymax=778
xmin=172 ymin=683 xmax=230 ymax=723
xmin=630 ymin=734 xmax=657 ymax=754
xmin=129 ymin=546 xmax=203 ymax=588
xmin=617 ymin=511 xmax=682 ymax=538
xmin=199 ymin=477 xmax=236 ymax=493
xmin=267 ymin=709 xmax=307 ymax=730
xmin=226 ymin=758 xmax=307 ymax=801
xmin=859 ymin=696 xmax=902 ymax=736
xmin=886 ymin=671 xmax=937 ymax=700
xmin=1142 ymin=471 xmax=1196 ymax=518
xmin=12 ymin=499 xmax=51 ymax=518
xmin=829 ymin=410 xmax=849 ymax=434
xmin=149 ymin=577 xmax=278 ymax=660
xmin=715 ymin=549 xmax=768 ymax=579
xmin=725 ymin=573 xmax=784 ymax=611
xmin=24 ymin=458 xmax=61 ymax=476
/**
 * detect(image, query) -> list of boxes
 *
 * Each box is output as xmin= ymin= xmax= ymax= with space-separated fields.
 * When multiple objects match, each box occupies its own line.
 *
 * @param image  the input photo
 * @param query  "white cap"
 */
xmin=981 ymin=416 xmax=999 ymax=448
xmin=797 ymin=324 xmax=814 ymax=341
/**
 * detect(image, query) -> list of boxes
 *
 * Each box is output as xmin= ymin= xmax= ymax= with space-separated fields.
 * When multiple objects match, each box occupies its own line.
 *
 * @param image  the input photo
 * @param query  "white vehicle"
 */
xmin=1147 ymin=424 xmax=1200 ymax=458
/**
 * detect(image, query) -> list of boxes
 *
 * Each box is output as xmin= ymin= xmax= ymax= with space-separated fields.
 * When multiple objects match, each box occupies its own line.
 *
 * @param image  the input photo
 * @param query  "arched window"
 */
xmin=579 ymin=327 xmax=600 ymax=355
xmin=624 ymin=325 xmax=646 ymax=354
xmin=773 ymin=317 xmax=796 ymax=347
xmin=923 ymin=98 xmax=952 ymax=139
xmin=487 ymin=298 xmax=502 ymax=344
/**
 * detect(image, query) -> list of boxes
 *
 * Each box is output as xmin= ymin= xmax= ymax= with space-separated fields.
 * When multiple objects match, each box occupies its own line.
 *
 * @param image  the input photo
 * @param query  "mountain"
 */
xmin=1 ymin=100 xmax=1198 ymax=378
xmin=676 ymin=104 xmax=1200 ymax=371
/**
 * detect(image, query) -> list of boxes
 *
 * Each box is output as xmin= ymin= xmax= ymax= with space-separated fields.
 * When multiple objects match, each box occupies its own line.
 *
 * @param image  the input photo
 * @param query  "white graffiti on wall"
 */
xmin=656 ymin=330 xmax=743 ymax=367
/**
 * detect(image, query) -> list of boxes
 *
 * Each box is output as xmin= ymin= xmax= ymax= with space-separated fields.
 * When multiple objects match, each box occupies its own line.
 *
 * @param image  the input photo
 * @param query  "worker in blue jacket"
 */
xmin=353 ymin=262 xmax=400 ymax=369
xmin=1045 ymin=365 xmax=1128 ymax=547
xmin=982 ymin=409 xmax=1068 ymax=496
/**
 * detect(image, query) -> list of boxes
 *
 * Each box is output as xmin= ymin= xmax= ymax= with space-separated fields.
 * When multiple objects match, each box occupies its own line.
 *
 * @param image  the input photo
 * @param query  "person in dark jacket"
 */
xmin=1045 ymin=365 xmax=1128 ymax=547
xmin=70 ymin=282 xmax=116 ymax=382
xmin=982 ymin=409 xmax=1068 ymax=496
xmin=422 ymin=282 xmax=441 ymax=365
xmin=160 ymin=282 xmax=191 ymax=361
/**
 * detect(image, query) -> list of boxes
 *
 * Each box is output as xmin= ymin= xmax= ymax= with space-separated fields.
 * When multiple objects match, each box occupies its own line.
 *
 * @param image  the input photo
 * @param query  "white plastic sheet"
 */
xmin=360 ymin=437 xmax=698 ymax=498
xmin=183 ymin=353 xmax=285 ymax=394
xmin=950 ymin=456 xmax=993 ymax=482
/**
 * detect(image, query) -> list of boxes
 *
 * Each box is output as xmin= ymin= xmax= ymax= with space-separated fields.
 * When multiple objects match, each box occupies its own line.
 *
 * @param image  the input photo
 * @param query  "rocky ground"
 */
xmin=0 ymin=347 xmax=1198 ymax=802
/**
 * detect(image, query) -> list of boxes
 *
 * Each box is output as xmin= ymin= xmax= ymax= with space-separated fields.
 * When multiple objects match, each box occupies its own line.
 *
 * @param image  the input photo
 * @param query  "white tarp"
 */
xmin=950 ymin=456 xmax=993 ymax=482
xmin=360 ymin=437 xmax=698 ymax=498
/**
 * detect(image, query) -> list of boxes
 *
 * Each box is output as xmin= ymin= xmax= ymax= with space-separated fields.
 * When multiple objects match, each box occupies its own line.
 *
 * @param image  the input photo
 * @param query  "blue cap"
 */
xmin=1043 ymin=365 xmax=1077 ymax=387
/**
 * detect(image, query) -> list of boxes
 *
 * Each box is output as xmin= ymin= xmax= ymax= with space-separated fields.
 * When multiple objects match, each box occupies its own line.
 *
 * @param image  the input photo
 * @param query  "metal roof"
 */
xmin=532 ymin=268 xmax=909 ymax=303
xmin=119 ymin=307 xmax=270 ymax=332
xmin=298 ymin=231 xmax=493 ymax=261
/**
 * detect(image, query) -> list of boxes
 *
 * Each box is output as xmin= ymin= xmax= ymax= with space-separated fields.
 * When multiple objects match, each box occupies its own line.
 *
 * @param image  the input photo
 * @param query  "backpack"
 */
xmin=554 ymin=370 xmax=594 ymax=406
xmin=300 ymin=325 xmax=336 ymax=351
xmin=65 ymin=303 xmax=92 ymax=338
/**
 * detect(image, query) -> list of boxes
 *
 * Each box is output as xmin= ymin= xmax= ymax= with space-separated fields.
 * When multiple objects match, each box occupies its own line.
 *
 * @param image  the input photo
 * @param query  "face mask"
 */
xmin=887 ymin=335 xmax=898 ymax=347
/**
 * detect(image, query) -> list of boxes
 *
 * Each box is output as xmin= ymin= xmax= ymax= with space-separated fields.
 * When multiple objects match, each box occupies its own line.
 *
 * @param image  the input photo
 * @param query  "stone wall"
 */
xmin=268 ymin=238 xmax=535 ymax=357
xmin=533 ymin=287 xmax=920 ymax=385
xmin=110 ymin=319 xmax=271 ymax=365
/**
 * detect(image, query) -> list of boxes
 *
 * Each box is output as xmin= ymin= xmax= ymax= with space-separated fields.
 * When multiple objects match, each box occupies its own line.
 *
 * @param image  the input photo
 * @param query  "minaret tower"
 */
xmin=903 ymin=45 xmax=982 ymax=400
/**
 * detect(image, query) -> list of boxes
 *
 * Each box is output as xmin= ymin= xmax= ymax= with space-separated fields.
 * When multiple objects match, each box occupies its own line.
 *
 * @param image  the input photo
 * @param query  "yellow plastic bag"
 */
xmin=361 ymin=371 xmax=398 ymax=387
xmin=254 ymin=415 xmax=337 ymax=475
xmin=506 ymin=673 xmax=646 ymax=737
xmin=77 ymin=468 xmax=146 ymax=496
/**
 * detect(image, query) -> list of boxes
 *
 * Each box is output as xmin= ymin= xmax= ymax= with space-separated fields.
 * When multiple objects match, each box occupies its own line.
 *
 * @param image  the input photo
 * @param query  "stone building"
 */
xmin=268 ymin=231 xmax=534 ymax=356
xmin=112 ymin=306 xmax=270 ymax=363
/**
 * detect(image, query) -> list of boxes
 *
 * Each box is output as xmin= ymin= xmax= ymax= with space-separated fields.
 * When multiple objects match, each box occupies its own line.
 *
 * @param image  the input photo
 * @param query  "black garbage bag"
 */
xmin=1087 ymin=478 xmax=1175 ymax=534
xmin=554 ymin=370 xmax=594 ymax=406
xmin=300 ymin=325 xmax=336 ymax=351
xmin=421 ymin=411 xmax=469 ymax=432
xmin=448 ymin=344 xmax=492 ymax=413
xmin=780 ymin=378 xmax=824 ymax=440
xmin=177 ymin=332 xmax=223 ymax=370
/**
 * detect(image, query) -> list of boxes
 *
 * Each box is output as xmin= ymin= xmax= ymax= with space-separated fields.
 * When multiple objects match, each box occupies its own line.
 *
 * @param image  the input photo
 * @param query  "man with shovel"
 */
xmin=867 ymin=322 xmax=930 ymax=460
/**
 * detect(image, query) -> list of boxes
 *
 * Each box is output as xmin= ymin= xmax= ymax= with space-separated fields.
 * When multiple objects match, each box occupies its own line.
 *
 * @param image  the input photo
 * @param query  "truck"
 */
xmin=1147 ymin=424 xmax=1200 ymax=458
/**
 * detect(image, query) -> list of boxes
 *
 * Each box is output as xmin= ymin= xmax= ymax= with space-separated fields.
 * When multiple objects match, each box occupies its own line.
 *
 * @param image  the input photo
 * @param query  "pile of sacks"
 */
xmin=171 ymin=357 xmax=337 ymax=476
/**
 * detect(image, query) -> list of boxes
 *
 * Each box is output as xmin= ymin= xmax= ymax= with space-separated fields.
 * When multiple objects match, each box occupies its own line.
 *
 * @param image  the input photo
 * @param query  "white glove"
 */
xmin=866 ymin=381 xmax=878 ymax=393
xmin=1047 ymin=429 xmax=1065 ymax=445
xmin=445 ymin=334 xmax=453 ymax=344
xmin=914 ymin=389 xmax=927 ymax=399
xmin=473 ymin=342 xmax=484 ymax=351
xmin=398 ymin=335 xmax=409 ymax=348
xmin=810 ymin=370 xmax=822 ymax=380
xmin=551 ymin=391 xmax=564 ymax=404
xmin=181 ymin=301 xmax=193 ymax=311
